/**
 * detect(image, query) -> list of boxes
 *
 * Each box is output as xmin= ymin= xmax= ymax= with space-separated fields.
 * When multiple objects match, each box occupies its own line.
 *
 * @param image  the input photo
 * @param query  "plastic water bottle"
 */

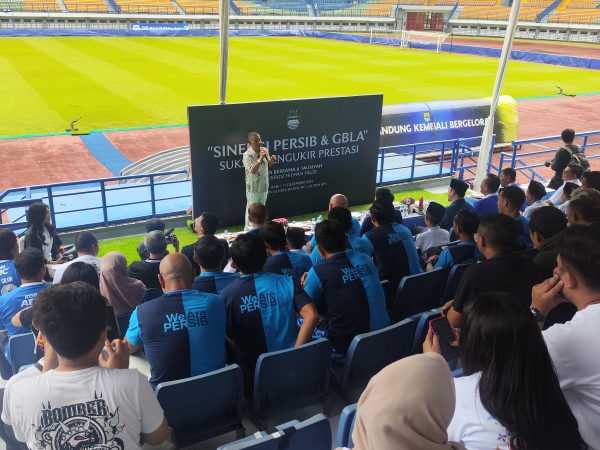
xmin=224 ymin=230 xmax=229 ymax=238
xmin=311 ymin=218 xmax=316 ymax=232
xmin=292 ymin=221 xmax=296 ymax=225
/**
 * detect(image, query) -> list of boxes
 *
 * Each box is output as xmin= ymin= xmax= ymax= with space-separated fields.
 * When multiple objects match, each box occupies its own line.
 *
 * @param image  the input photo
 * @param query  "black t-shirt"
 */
xmin=181 ymin=242 xmax=199 ymax=276
xmin=452 ymin=252 xmax=543 ymax=313
xmin=127 ymin=259 xmax=162 ymax=288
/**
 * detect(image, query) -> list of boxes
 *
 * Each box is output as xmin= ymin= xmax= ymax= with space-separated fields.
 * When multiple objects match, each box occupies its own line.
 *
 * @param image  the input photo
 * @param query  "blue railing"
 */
xmin=498 ymin=130 xmax=600 ymax=183
xmin=535 ymin=0 xmax=561 ymax=23
xmin=0 ymin=170 xmax=189 ymax=234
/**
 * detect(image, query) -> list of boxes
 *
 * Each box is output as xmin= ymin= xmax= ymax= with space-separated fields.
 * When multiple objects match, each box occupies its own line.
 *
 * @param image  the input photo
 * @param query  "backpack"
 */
xmin=564 ymin=145 xmax=590 ymax=172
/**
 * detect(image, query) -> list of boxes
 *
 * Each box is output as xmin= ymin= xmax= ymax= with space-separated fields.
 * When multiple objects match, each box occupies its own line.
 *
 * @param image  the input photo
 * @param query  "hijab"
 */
xmin=351 ymin=352 xmax=467 ymax=450
xmin=100 ymin=251 xmax=147 ymax=316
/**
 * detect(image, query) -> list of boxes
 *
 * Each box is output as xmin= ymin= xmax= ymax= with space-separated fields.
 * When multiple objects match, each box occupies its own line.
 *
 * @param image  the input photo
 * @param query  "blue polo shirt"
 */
xmin=348 ymin=216 xmax=361 ymax=237
xmin=473 ymin=194 xmax=499 ymax=220
xmin=220 ymin=271 xmax=313 ymax=395
xmin=438 ymin=199 xmax=475 ymax=231
xmin=362 ymin=222 xmax=422 ymax=285
xmin=0 ymin=260 xmax=20 ymax=296
xmin=264 ymin=251 xmax=312 ymax=282
xmin=304 ymin=251 xmax=390 ymax=355
xmin=434 ymin=242 xmax=484 ymax=272
xmin=192 ymin=271 xmax=240 ymax=294
xmin=126 ymin=289 xmax=225 ymax=388
xmin=515 ymin=216 xmax=534 ymax=251
xmin=311 ymin=234 xmax=373 ymax=266
xmin=0 ymin=282 xmax=48 ymax=363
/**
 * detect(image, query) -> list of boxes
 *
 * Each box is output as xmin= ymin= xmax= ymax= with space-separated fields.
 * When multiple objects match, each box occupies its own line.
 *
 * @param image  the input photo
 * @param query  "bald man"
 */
xmin=306 ymin=194 xmax=361 ymax=251
xmin=124 ymin=253 xmax=226 ymax=389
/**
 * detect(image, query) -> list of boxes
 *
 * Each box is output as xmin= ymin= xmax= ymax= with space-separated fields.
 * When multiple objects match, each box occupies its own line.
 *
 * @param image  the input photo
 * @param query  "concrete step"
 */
xmin=119 ymin=146 xmax=190 ymax=184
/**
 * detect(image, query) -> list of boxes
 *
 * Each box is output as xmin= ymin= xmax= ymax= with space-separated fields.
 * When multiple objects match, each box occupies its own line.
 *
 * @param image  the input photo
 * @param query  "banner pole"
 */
xmin=219 ymin=0 xmax=229 ymax=104
xmin=472 ymin=0 xmax=521 ymax=191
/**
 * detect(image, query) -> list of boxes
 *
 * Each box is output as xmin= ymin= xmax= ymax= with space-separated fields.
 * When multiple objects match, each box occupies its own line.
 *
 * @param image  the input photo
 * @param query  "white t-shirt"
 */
xmin=2 ymin=366 xmax=165 ymax=450
xmin=42 ymin=228 xmax=53 ymax=262
xmin=559 ymin=201 xmax=570 ymax=215
xmin=447 ymin=372 xmax=511 ymax=450
xmin=52 ymin=254 xmax=101 ymax=285
xmin=543 ymin=303 xmax=600 ymax=449
xmin=414 ymin=226 xmax=450 ymax=257
xmin=523 ymin=200 xmax=548 ymax=219
xmin=549 ymin=179 xmax=581 ymax=206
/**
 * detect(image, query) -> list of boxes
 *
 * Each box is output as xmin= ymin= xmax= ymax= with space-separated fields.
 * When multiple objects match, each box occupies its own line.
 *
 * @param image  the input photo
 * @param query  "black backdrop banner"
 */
xmin=188 ymin=95 xmax=383 ymax=227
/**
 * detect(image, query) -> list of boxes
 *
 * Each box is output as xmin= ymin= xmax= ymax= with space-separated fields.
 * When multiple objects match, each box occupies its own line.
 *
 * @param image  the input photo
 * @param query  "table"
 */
xmin=465 ymin=183 xmax=556 ymax=210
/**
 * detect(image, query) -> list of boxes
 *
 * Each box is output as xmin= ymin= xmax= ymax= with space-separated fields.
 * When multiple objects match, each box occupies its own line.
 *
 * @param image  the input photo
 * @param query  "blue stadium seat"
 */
xmin=336 ymin=403 xmax=357 ymax=449
xmin=248 ymin=339 xmax=332 ymax=431
xmin=452 ymin=368 xmax=464 ymax=378
xmin=8 ymin=333 xmax=35 ymax=375
xmin=441 ymin=263 xmax=473 ymax=305
xmin=216 ymin=421 xmax=300 ymax=449
xmin=391 ymin=269 xmax=446 ymax=323
xmin=217 ymin=414 xmax=331 ymax=450
xmin=330 ymin=319 xmax=415 ymax=405
xmin=144 ymin=287 xmax=163 ymax=302
xmin=410 ymin=308 xmax=442 ymax=355
xmin=155 ymin=364 xmax=245 ymax=447
xmin=116 ymin=314 xmax=131 ymax=340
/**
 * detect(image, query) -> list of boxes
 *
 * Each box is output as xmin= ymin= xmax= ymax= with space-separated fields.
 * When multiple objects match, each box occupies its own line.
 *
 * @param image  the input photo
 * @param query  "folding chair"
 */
xmin=391 ymin=269 xmax=446 ymax=323
xmin=217 ymin=414 xmax=331 ymax=450
xmin=8 ymin=333 xmax=35 ymax=375
xmin=441 ymin=263 xmax=473 ymax=305
xmin=330 ymin=319 xmax=415 ymax=405
xmin=155 ymin=364 xmax=245 ymax=447
xmin=336 ymin=403 xmax=358 ymax=449
xmin=248 ymin=339 xmax=332 ymax=431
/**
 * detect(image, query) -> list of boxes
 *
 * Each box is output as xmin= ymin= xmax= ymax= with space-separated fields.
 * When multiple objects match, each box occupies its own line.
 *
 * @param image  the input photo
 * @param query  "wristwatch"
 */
xmin=530 ymin=307 xmax=547 ymax=323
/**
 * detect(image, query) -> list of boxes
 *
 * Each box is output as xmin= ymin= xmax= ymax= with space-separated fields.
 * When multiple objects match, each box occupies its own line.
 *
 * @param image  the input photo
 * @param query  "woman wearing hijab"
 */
xmin=338 ymin=352 xmax=466 ymax=450
xmin=100 ymin=251 xmax=147 ymax=316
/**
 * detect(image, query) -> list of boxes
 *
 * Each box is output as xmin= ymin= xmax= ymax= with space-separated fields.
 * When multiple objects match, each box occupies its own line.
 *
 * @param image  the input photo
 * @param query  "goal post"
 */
xmin=400 ymin=30 xmax=450 ymax=53
xmin=369 ymin=27 xmax=401 ymax=47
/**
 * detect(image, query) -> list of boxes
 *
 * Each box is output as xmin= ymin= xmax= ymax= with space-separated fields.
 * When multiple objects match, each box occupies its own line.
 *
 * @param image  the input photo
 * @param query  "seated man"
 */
xmin=0 ymin=230 xmax=20 ymax=297
xmin=529 ymin=207 xmax=569 ymax=279
xmin=473 ymin=174 xmax=501 ymax=220
xmin=245 ymin=202 xmax=268 ymax=237
xmin=220 ymin=234 xmax=319 ymax=398
xmin=558 ymin=181 xmax=579 ymax=215
xmin=523 ymin=180 xmax=548 ymax=219
xmin=125 ymin=253 xmax=226 ymax=388
xmin=307 ymin=193 xmax=361 ymax=250
xmin=567 ymin=188 xmax=600 ymax=227
xmin=0 ymin=248 xmax=48 ymax=371
xmin=2 ymin=282 xmax=169 ymax=449
xmin=442 ymin=213 xmax=543 ymax=327
xmin=438 ymin=179 xmax=474 ymax=236
xmin=181 ymin=212 xmax=221 ymax=276
xmin=545 ymin=164 xmax=583 ymax=207
xmin=137 ymin=218 xmax=177 ymax=261
xmin=581 ymin=171 xmax=600 ymax=191
xmin=128 ymin=230 xmax=178 ymax=289
xmin=498 ymin=185 xmax=534 ymax=251
xmin=286 ymin=227 xmax=311 ymax=255
xmin=311 ymin=207 xmax=373 ymax=266
xmin=362 ymin=200 xmax=422 ymax=309
xmin=52 ymin=231 xmax=101 ymax=284
xmin=426 ymin=209 xmax=483 ymax=272
xmin=414 ymin=202 xmax=450 ymax=258
xmin=303 ymin=220 xmax=390 ymax=356
xmin=499 ymin=167 xmax=517 ymax=189
xmin=531 ymin=226 xmax=600 ymax=447
xmin=192 ymin=235 xmax=240 ymax=294
xmin=261 ymin=221 xmax=312 ymax=282
xmin=359 ymin=188 xmax=403 ymax=237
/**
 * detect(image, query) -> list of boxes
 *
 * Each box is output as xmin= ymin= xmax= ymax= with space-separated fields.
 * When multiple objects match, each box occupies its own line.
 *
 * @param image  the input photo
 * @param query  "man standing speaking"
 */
xmin=243 ymin=132 xmax=276 ymax=230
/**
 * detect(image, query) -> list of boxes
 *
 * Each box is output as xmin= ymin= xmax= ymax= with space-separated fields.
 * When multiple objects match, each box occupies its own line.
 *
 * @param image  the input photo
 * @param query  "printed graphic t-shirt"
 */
xmin=0 ymin=260 xmax=20 ymax=296
xmin=2 ymin=366 xmax=165 ymax=450
xmin=264 ymin=251 xmax=312 ymax=282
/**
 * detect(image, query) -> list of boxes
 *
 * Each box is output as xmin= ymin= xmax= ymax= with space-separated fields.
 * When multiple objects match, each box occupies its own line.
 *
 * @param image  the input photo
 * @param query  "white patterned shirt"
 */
xmin=243 ymin=147 xmax=270 ymax=194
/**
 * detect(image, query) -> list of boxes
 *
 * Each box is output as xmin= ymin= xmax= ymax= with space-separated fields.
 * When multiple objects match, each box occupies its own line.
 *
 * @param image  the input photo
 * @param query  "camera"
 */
xmin=164 ymin=228 xmax=176 ymax=245
xmin=61 ymin=244 xmax=77 ymax=262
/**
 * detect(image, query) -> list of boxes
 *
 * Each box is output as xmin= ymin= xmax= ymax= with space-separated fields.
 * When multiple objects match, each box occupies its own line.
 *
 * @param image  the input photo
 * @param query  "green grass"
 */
xmin=1 ymin=36 xmax=600 ymax=136
xmin=97 ymin=188 xmax=450 ymax=263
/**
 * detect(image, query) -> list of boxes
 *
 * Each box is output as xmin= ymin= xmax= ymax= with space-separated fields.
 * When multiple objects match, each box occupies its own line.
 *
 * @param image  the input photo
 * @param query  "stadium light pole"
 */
xmin=472 ymin=0 xmax=522 ymax=192
xmin=218 ymin=0 xmax=229 ymax=104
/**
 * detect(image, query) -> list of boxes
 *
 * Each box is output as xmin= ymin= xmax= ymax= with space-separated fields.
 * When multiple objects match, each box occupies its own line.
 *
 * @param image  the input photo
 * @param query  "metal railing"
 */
xmin=0 ymin=170 xmax=190 ymax=234
xmin=498 ymin=130 xmax=600 ymax=183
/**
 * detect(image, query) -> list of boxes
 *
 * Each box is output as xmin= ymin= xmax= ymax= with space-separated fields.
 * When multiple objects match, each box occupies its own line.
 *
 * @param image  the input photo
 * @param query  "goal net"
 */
xmin=369 ymin=27 xmax=401 ymax=47
xmin=400 ymin=30 xmax=450 ymax=53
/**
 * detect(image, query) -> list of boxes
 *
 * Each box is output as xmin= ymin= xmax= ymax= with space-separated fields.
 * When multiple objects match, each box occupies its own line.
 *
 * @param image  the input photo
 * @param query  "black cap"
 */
xmin=426 ymin=202 xmax=446 ymax=223
xmin=450 ymin=179 xmax=469 ymax=197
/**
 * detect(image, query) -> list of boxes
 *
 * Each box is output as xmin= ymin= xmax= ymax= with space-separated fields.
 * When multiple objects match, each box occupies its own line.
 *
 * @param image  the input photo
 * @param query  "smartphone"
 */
xmin=106 ymin=306 xmax=121 ymax=342
xmin=429 ymin=317 xmax=460 ymax=362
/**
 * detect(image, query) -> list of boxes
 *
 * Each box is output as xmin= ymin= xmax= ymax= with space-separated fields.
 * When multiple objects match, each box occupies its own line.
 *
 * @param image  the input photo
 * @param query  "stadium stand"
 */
xmin=62 ymin=0 xmax=109 ymax=12
xmin=24 ymin=0 xmax=62 ymax=11
xmin=459 ymin=5 xmax=544 ymax=21
xmin=548 ymin=0 xmax=600 ymax=23
xmin=112 ymin=0 xmax=178 ymax=13
xmin=176 ymin=0 xmax=218 ymax=14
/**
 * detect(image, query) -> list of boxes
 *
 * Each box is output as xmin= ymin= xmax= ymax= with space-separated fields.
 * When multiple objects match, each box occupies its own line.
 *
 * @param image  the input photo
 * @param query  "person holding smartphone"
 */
xmin=424 ymin=292 xmax=587 ymax=450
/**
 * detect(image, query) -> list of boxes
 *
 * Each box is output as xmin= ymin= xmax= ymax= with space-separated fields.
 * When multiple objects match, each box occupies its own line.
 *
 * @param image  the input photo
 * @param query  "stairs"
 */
xmin=170 ymin=0 xmax=185 ymax=13
xmin=54 ymin=0 xmax=68 ymax=12
xmin=119 ymin=146 xmax=190 ymax=184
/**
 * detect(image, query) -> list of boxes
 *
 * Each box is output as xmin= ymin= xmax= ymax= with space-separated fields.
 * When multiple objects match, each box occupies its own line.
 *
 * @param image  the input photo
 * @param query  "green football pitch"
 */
xmin=1 ymin=35 xmax=600 ymax=137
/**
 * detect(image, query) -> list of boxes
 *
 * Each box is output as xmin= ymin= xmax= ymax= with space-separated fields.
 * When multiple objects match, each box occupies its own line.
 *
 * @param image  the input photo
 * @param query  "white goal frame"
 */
xmin=400 ymin=30 xmax=450 ymax=53
xmin=369 ymin=27 xmax=401 ymax=47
